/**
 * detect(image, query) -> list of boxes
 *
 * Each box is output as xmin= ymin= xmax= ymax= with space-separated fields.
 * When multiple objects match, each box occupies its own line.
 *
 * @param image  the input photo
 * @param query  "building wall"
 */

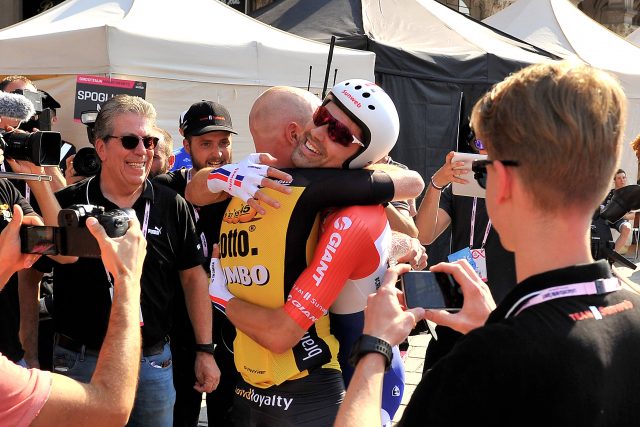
xmin=1 ymin=0 xmax=639 ymax=36
xmin=0 ymin=0 xmax=22 ymax=29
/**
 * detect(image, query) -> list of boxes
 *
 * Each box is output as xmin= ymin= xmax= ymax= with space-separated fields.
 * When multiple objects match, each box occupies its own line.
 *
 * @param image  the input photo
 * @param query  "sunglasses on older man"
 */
xmin=313 ymin=105 xmax=364 ymax=147
xmin=106 ymin=135 xmax=159 ymax=150
xmin=472 ymin=159 xmax=520 ymax=189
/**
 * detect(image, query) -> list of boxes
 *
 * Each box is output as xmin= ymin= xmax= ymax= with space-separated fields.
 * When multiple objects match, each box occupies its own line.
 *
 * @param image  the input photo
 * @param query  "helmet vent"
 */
xmin=362 ymin=92 xmax=371 ymax=98
xmin=368 ymin=105 xmax=375 ymax=110
xmin=355 ymin=85 xmax=362 ymax=90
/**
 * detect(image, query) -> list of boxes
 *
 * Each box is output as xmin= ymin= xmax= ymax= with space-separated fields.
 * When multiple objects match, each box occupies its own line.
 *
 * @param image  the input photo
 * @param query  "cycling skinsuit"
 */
xmin=217 ymin=168 xmax=394 ymax=425
xmin=290 ymin=206 xmax=405 ymax=426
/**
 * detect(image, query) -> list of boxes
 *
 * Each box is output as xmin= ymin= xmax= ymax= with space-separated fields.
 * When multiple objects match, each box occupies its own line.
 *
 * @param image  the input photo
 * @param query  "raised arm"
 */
xmin=335 ymin=264 xmax=423 ymax=427
xmin=31 ymin=215 xmax=146 ymax=427
xmin=367 ymin=163 xmax=424 ymax=202
xmin=415 ymin=151 xmax=466 ymax=244
xmin=184 ymin=153 xmax=292 ymax=213
xmin=184 ymin=166 xmax=230 ymax=206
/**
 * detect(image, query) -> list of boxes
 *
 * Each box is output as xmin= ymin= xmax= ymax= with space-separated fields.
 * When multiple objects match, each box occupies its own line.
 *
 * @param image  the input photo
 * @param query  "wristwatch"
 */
xmin=194 ymin=343 xmax=215 ymax=356
xmin=348 ymin=334 xmax=393 ymax=371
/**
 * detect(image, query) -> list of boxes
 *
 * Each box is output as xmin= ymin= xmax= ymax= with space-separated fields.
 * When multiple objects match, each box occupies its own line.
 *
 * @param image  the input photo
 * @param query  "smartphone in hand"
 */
xmin=400 ymin=271 xmax=463 ymax=311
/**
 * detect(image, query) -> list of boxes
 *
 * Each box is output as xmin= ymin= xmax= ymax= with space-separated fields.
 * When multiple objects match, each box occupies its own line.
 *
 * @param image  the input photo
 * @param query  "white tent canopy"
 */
xmin=484 ymin=0 xmax=640 ymax=182
xmin=0 ymin=0 xmax=375 ymax=156
xmin=627 ymin=27 xmax=640 ymax=47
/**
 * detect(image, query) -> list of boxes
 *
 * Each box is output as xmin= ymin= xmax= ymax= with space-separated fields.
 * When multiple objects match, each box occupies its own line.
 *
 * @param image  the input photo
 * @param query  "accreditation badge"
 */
xmin=470 ymin=248 xmax=488 ymax=282
xmin=447 ymin=246 xmax=478 ymax=271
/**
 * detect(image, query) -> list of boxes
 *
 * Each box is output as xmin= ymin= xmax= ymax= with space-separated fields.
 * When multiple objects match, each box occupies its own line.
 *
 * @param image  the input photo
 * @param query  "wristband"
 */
xmin=348 ymin=334 xmax=393 ymax=371
xmin=194 ymin=343 xmax=215 ymax=356
xmin=430 ymin=176 xmax=445 ymax=191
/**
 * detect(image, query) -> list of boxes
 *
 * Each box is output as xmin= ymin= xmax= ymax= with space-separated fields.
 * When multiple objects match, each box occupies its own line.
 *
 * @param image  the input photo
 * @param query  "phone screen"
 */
xmin=20 ymin=225 xmax=59 ymax=255
xmin=401 ymin=271 xmax=463 ymax=311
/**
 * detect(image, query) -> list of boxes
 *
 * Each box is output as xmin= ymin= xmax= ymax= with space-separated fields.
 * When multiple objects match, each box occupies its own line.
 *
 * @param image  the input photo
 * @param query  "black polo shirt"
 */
xmin=402 ymin=260 xmax=640 ymax=426
xmin=0 ymin=179 xmax=34 ymax=362
xmin=43 ymin=175 xmax=205 ymax=349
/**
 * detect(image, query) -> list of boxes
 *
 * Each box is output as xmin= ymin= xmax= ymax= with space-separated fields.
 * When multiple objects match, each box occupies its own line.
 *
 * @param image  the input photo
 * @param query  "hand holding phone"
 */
xmin=422 ymin=261 xmax=497 ymax=334
xmin=400 ymin=271 xmax=463 ymax=311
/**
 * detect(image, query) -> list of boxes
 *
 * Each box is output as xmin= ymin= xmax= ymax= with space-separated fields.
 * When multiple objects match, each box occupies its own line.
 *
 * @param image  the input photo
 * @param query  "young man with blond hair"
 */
xmin=337 ymin=61 xmax=640 ymax=426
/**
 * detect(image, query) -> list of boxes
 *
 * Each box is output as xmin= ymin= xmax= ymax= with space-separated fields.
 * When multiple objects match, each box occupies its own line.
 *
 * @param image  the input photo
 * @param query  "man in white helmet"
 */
xmin=197 ymin=81 xmax=424 ymax=426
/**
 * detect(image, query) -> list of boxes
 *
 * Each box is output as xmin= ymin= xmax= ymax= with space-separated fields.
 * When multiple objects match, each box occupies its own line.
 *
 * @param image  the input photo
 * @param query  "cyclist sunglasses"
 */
xmin=472 ymin=159 xmax=520 ymax=189
xmin=106 ymin=135 xmax=159 ymax=150
xmin=312 ymin=105 xmax=364 ymax=147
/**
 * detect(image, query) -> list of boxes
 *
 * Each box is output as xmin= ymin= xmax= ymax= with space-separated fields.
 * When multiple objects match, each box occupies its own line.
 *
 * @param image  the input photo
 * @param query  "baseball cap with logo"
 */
xmin=182 ymin=101 xmax=237 ymax=136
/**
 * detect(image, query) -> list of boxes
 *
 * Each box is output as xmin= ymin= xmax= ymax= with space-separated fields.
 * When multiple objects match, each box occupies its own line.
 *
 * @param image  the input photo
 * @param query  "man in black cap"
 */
xmin=153 ymin=100 xmax=238 ymax=427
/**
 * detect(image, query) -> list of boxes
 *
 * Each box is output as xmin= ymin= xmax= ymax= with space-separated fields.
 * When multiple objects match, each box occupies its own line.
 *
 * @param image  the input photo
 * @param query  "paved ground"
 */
xmin=197 ymin=253 xmax=640 ymax=426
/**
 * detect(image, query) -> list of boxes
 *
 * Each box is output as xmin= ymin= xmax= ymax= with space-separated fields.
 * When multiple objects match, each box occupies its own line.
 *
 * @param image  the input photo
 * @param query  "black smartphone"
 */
xmin=20 ymin=225 xmax=59 ymax=255
xmin=400 ymin=271 xmax=463 ymax=311
xmin=20 ymin=225 xmax=102 ymax=258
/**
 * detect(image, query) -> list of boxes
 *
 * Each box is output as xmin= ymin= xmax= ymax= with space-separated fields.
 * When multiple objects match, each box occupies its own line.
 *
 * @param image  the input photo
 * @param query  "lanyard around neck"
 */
xmin=470 ymin=197 xmax=491 ymax=249
xmin=86 ymin=176 xmax=149 ymax=325
xmin=86 ymin=176 xmax=151 ymax=237
xmin=504 ymin=277 xmax=621 ymax=318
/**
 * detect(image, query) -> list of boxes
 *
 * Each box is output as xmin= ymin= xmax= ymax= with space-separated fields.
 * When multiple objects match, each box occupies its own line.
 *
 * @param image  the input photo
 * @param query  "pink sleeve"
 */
xmin=0 ymin=353 xmax=52 ymax=427
xmin=284 ymin=206 xmax=384 ymax=330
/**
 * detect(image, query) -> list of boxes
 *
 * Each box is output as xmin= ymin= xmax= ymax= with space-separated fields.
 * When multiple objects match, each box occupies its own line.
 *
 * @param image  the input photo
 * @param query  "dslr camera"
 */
xmin=70 ymin=110 xmax=102 ymax=177
xmin=20 ymin=204 xmax=134 ymax=258
xmin=0 ymin=129 xmax=61 ymax=166
xmin=14 ymin=89 xmax=59 ymax=132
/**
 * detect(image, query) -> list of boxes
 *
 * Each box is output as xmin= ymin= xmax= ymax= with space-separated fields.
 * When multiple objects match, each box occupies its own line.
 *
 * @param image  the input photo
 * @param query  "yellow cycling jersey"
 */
xmin=219 ymin=168 xmax=394 ymax=388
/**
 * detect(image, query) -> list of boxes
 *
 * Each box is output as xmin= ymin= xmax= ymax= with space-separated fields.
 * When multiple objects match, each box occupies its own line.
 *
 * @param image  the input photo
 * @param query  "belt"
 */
xmin=57 ymin=334 xmax=168 ymax=357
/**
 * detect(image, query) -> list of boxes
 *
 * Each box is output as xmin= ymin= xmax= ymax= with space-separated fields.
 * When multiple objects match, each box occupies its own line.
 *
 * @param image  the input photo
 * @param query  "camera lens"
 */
xmin=73 ymin=147 xmax=101 ymax=177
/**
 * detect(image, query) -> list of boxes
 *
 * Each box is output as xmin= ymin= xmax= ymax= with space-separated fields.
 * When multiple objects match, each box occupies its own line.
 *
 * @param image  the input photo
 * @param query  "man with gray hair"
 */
xmin=37 ymin=95 xmax=219 ymax=426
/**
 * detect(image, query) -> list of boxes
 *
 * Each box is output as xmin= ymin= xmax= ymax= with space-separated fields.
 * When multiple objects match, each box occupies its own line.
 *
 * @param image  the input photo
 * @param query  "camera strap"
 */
xmin=186 ymin=167 xmax=208 ymax=258
xmin=86 ymin=176 xmax=149 ymax=326
xmin=469 ymin=197 xmax=491 ymax=249
xmin=504 ymin=277 xmax=621 ymax=318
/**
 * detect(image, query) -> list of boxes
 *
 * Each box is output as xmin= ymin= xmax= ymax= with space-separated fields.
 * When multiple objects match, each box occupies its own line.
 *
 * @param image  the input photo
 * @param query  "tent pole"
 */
xmin=321 ymin=36 xmax=336 ymax=99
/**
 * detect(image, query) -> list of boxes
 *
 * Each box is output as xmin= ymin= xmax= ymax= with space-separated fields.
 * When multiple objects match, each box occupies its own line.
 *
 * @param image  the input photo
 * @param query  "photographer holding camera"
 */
xmin=0 ymin=75 xmax=67 ymax=192
xmin=35 ymin=94 xmax=218 ymax=427
xmin=0 ymin=200 xmax=147 ymax=426
xmin=337 ymin=62 xmax=640 ymax=426
xmin=0 ymin=89 xmax=70 ymax=370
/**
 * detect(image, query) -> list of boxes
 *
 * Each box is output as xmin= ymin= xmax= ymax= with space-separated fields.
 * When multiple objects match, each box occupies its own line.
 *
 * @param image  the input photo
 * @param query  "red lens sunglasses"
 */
xmin=312 ymin=105 xmax=364 ymax=147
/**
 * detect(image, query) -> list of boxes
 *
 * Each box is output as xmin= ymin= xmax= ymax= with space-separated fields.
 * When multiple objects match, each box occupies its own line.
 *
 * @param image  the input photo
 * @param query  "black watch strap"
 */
xmin=348 ymin=334 xmax=393 ymax=371
xmin=194 ymin=343 xmax=215 ymax=356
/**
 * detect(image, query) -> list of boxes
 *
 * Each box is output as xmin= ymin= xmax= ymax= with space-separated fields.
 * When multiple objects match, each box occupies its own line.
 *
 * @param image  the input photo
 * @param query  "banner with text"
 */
xmin=73 ymin=75 xmax=147 ymax=122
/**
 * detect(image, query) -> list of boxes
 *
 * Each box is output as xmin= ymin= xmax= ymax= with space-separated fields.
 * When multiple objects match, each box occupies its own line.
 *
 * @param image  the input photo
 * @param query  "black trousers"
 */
xmin=172 ymin=311 xmax=239 ymax=427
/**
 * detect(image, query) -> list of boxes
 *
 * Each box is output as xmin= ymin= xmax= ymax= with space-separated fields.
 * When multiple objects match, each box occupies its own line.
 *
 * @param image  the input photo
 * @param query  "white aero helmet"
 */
xmin=329 ymin=79 xmax=400 ymax=169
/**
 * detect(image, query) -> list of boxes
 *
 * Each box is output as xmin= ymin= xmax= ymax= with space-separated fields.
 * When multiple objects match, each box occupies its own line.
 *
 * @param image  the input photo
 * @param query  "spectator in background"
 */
xmin=603 ymin=168 xmax=634 ymax=253
xmin=414 ymin=137 xmax=516 ymax=372
xmin=153 ymin=100 xmax=236 ymax=427
xmin=149 ymin=127 xmax=175 ymax=178
xmin=632 ymin=133 xmax=640 ymax=164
